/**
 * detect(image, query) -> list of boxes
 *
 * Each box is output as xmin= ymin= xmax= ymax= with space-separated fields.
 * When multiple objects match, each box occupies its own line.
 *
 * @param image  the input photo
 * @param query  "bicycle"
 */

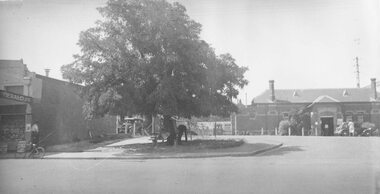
xmin=24 ymin=144 xmax=45 ymax=159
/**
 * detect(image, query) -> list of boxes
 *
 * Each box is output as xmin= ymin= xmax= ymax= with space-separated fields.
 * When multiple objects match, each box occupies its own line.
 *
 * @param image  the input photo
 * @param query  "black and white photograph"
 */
xmin=0 ymin=0 xmax=380 ymax=193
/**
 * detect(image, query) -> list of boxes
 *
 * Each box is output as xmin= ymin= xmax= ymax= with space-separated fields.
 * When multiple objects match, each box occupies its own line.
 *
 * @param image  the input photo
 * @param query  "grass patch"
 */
xmin=45 ymin=134 xmax=132 ymax=152
xmin=118 ymin=139 xmax=245 ymax=154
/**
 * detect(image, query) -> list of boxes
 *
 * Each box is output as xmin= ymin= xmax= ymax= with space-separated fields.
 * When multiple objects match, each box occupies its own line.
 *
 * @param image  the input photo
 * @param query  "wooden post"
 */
xmin=275 ymin=127 xmax=278 ymax=136
xmin=261 ymin=128 xmax=264 ymax=135
xmin=151 ymin=115 xmax=155 ymax=134
xmin=234 ymin=114 xmax=237 ymax=136
xmin=302 ymin=127 xmax=304 ymax=136
xmin=189 ymin=121 xmax=192 ymax=141
xmin=288 ymin=127 xmax=291 ymax=136
xmin=116 ymin=115 xmax=119 ymax=134
xmin=214 ymin=122 xmax=217 ymax=138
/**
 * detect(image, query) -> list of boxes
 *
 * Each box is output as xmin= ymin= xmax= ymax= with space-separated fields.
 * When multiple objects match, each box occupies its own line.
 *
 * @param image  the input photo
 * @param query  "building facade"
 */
xmin=233 ymin=79 xmax=380 ymax=136
xmin=0 ymin=60 xmax=116 ymax=152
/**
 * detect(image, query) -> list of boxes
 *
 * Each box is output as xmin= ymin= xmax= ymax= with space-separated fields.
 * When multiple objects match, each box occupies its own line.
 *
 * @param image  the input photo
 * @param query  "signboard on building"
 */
xmin=16 ymin=141 xmax=27 ymax=153
xmin=0 ymin=90 xmax=33 ymax=104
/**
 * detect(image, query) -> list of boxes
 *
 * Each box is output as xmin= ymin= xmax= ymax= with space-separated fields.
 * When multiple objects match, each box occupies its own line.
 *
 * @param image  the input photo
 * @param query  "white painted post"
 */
xmin=275 ymin=127 xmax=278 ymax=136
xmin=133 ymin=121 xmax=136 ymax=137
xmin=261 ymin=128 xmax=264 ymax=135
xmin=288 ymin=127 xmax=291 ymax=136
xmin=302 ymin=127 xmax=304 ymax=136
xmin=116 ymin=115 xmax=119 ymax=134
xmin=315 ymin=127 xmax=318 ymax=136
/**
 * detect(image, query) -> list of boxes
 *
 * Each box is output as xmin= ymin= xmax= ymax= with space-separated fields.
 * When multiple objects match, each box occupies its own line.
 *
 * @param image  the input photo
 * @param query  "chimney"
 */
xmin=371 ymin=78 xmax=377 ymax=100
xmin=44 ymin=69 xmax=50 ymax=77
xmin=269 ymin=80 xmax=275 ymax=102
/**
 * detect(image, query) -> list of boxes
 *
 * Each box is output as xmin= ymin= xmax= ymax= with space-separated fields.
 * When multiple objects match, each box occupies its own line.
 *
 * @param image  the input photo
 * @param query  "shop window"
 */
xmin=0 ymin=115 xmax=26 ymax=141
xmin=5 ymin=85 xmax=24 ymax=95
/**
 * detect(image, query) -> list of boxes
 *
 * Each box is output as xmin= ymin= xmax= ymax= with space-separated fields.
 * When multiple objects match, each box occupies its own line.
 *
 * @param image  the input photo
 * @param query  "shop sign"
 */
xmin=25 ymin=124 xmax=32 ymax=132
xmin=0 ymin=90 xmax=33 ymax=103
xmin=337 ymin=118 xmax=343 ymax=126
xmin=16 ymin=141 xmax=27 ymax=153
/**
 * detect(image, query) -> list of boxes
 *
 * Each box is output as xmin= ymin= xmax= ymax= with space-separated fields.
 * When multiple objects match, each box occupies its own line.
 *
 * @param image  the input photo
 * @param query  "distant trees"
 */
xmin=61 ymin=0 xmax=248 ymax=145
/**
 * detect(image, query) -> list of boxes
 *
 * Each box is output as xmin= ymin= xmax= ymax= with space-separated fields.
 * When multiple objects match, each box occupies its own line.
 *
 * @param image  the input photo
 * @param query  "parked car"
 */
xmin=360 ymin=122 xmax=378 ymax=136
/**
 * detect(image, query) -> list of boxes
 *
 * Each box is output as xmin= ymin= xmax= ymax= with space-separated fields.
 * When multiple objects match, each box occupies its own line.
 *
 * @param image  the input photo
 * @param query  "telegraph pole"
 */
xmin=355 ymin=56 xmax=360 ymax=88
xmin=354 ymin=38 xmax=360 ymax=88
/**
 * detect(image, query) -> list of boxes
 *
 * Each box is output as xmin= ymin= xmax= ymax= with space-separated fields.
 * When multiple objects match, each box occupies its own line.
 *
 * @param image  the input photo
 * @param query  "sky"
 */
xmin=0 ymin=0 xmax=379 ymax=104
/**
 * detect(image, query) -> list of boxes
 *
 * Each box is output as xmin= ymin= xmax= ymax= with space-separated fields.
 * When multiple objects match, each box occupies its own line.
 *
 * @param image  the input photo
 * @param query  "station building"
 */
xmin=233 ymin=79 xmax=380 ymax=136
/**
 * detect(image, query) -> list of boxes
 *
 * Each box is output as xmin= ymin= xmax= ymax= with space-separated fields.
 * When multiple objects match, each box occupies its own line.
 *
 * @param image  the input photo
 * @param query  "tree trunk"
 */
xmin=163 ymin=115 xmax=176 ymax=145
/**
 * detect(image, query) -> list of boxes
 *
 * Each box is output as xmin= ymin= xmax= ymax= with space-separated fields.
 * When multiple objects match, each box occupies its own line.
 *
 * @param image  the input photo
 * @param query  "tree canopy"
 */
xmin=61 ymin=0 xmax=248 ymax=122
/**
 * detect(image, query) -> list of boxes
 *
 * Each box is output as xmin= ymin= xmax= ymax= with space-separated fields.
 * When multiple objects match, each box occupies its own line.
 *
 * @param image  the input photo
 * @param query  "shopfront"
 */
xmin=0 ymin=90 xmax=33 ymax=153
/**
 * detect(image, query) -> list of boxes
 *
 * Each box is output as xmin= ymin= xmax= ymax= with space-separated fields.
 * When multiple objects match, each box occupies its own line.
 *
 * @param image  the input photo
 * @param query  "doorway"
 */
xmin=320 ymin=117 xmax=334 ymax=136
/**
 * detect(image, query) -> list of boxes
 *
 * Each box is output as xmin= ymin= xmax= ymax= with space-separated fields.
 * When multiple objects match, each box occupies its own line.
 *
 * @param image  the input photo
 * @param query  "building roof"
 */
xmin=0 ymin=59 xmax=24 ymax=66
xmin=254 ymin=88 xmax=379 ymax=103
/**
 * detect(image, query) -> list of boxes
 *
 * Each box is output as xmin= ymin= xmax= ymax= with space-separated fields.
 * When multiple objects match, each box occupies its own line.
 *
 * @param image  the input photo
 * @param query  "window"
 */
xmin=249 ymin=112 xmax=256 ymax=120
xmin=357 ymin=115 xmax=364 ymax=123
xmin=356 ymin=111 xmax=365 ymax=123
xmin=5 ymin=86 xmax=24 ymax=95
xmin=268 ymin=110 xmax=277 ymax=115
xmin=282 ymin=112 xmax=289 ymax=120
xmin=371 ymin=109 xmax=380 ymax=114
xmin=345 ymin=115 xmax=353 ymax=122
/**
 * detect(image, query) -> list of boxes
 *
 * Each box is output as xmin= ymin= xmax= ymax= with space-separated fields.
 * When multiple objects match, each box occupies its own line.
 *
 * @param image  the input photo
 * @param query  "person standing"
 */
xmin=348 ymin=121 xmax=355 ymax=136
xmin=177 ymin=125 xmax=187 ymax=145
xmin=31 ymin=121 xmax=40 ymax=146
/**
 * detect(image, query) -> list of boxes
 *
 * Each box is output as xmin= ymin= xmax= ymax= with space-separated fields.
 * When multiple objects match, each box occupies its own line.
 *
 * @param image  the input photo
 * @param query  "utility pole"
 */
xmin=355 ymin=56 xmax=360 ymax=88
xmin=354 ymin=38 xmax=360 ymax=88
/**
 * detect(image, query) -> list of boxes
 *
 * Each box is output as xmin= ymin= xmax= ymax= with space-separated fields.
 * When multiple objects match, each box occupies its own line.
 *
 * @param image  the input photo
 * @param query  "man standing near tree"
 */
xmin=177 ymin=124 xmax=187 ymax=145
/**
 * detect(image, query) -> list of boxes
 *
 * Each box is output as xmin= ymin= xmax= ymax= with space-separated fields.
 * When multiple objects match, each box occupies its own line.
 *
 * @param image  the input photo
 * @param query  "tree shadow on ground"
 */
xmin=257 ymin=146 xmax=304 ymax=157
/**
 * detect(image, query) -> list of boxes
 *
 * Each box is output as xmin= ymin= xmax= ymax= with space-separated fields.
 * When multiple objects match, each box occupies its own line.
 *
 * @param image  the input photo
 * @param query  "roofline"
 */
xmin=35 ymin=74 xmax=83 ymax=89
xmin=36 ymin=74 xmax=71 ymax=84
xmin=0 ymin=59 xmax=23 ymax=62
xmin=256 ymin=87 xmax=372 ymax=93
xmin=252 ymin=101 xmax=377 ymax=105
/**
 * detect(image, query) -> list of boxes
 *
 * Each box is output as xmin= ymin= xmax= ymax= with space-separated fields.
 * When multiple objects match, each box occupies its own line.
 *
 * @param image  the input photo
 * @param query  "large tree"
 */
xmin=61 ymin=0 xmax=248 ymax=145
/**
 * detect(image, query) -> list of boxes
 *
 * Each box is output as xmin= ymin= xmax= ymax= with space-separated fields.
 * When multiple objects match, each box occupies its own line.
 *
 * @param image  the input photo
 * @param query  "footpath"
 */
xmin=0 ymin=136 xmax=283 ymax=160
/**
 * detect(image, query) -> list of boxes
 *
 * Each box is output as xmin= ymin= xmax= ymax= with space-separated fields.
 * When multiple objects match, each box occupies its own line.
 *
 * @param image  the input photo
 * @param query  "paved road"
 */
xmin=1 ymin=136 xmax=379 ymax=194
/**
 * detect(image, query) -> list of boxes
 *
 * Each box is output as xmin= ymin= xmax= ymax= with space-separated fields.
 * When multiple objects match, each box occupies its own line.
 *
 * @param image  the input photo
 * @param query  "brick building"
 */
xmin=233 ymin=79 xmax=380 ymax=136
xmin=0 ymin=59 xmax=116 ymax=151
